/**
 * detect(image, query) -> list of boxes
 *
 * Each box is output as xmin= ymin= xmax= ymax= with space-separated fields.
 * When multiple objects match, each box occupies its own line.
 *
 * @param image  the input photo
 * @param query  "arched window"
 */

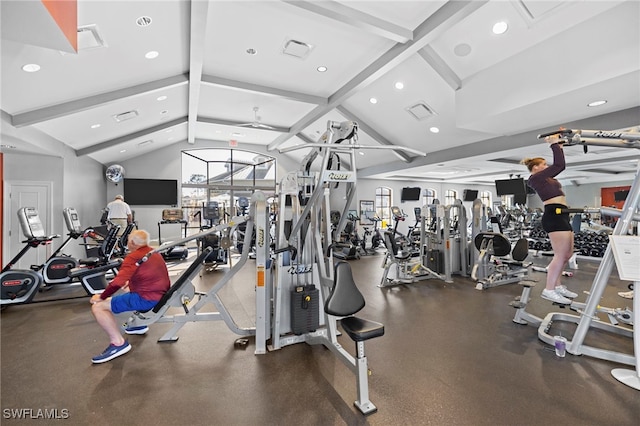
xmin=181 ymin=148 xmax=276 ymax=228
xmin=444 ymin=189 xmax=458 ymax=206
xmin=375 ymin=187 xmax=391 ymax=225
xmin=424 ymin=188 xmax=436 ymax=205
xmin=480 ymin=191 xmax=492 ymax=207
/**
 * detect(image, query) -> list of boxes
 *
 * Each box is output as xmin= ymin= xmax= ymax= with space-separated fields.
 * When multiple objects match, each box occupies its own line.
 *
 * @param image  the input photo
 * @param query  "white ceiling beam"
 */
xmin=187 ymin=0 xmax=210 ymax=144
xmin=336 ymin=105 xmax=411 ymax=163
xmin=11 ymin=74 xmax=188 ymax=127
xmin=268 ymin=0 xmax=488 ymax=151
xmin=418 ymin=46 xmax=461 ymax=91
xmin=201 ymin=75 xmax=327 ymax=105
xmin=76 ymin=117 xmax=187 ymax=156
xmin=282 ymin=0 xmax=413 ymax=43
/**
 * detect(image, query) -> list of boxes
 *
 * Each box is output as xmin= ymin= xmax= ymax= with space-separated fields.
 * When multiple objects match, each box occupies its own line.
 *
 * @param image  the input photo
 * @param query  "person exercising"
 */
xmin=106 ymin=195 xmax=132 ymax=237
xmin=521 ymin=132 xmax=578 ymax=305
xmin=89 ymin=230 xmax=170 ymax=363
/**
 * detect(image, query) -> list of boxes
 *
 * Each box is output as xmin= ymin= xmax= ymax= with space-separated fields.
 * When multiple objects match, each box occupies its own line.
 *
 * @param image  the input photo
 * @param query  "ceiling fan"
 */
xmin=237 ymin=106 xmax=276 ymax=130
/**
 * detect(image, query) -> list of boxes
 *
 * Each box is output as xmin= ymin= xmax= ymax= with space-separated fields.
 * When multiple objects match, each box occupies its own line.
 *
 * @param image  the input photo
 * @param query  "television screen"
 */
xmin=495 ymin=178 xmax=526 ymax=196
xmin=614 ymin=190 xmax=629 ymax=202
xmin=124 ymin=178 xmax=178 ymax=205
xmin=463 ymin=189 xmax=479 ymax=201
xmin=401 ymin=187 xmax=421 ymax=201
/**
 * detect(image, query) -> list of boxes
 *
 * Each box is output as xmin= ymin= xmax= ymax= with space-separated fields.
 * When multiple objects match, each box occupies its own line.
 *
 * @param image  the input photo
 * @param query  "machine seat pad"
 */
xmin=340 ymin=316 xmax=385 ymax=342
xmin=151 ymin=247 xmax=212 ymax=314
xmin=474 ymin=232 xmax=511 ymax=257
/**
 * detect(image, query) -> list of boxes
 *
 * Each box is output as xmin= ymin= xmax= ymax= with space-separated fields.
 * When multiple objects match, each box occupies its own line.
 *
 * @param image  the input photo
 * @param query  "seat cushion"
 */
xmin=340 ymin=316 xmax=384 ymax=342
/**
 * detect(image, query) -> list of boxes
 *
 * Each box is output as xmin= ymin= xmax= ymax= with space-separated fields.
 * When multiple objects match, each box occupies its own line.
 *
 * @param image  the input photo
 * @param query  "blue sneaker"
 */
xmin=124 ymin=325 xmax=149 ymax=335
xmin=91 ymin=341 xmax=131 ymax=364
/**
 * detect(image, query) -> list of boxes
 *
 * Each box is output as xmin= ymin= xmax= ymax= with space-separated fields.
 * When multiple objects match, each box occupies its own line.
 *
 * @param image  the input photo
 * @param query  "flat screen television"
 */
xmin=401 ymin=187 xmax=421 ymax=201
xmin=463 ymin=189 xmax=479 ymax=201
xmin=124 ymin=178 xmax=178 ymax=205
xmin=495 ymin=178 xmax=526 ymax=196
xmin=614 ymin=190 xmax=629 ymax=202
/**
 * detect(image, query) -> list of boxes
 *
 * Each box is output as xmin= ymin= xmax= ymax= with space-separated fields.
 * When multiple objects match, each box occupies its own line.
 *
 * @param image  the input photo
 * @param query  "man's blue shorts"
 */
xmin=110 ymin=292 xmax=157 ymax=314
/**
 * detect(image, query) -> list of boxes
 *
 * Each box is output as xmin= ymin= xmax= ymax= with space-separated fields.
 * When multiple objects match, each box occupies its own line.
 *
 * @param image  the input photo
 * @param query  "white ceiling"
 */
xmin=1 ymin=0 xmax=639 ymax=188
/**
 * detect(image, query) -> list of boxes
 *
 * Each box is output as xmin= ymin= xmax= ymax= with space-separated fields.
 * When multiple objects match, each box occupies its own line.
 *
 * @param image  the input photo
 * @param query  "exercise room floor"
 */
xmin=1 ymin=251 xmax=638 ymax=425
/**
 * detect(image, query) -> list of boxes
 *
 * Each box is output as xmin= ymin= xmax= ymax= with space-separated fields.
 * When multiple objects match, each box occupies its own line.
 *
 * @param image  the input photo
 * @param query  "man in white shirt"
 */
xmin=106 ymin=195 xmax=132 ymax=236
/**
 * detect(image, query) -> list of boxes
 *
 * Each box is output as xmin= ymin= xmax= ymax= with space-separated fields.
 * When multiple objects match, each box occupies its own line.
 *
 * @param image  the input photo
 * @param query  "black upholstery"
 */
xmin=151 ymin=247 xmax=212 ymax=313
xmin=325 ymin=261 xmax=384 ymax=342
xmin=511 ymin=238 xmax=529 ymax=262
xmin=474 ymin=232 xmax=511 ymax=257
xmin=383 ymin=231 xmax=411 ymax=260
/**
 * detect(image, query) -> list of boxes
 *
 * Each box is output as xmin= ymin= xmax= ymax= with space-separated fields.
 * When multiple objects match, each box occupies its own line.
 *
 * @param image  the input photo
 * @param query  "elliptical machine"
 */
xmin=1 ymin=207 xmax=119 ymax=305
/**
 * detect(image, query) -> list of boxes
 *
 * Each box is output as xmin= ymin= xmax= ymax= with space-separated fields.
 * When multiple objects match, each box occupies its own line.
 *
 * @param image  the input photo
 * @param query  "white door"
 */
xmin=3 ymin=181 xmax=52 ymax=270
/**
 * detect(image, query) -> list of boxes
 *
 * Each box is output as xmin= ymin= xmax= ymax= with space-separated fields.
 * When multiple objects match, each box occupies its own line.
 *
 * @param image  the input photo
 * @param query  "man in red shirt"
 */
xmin=90 ymin=229 xmax=170 ymax=363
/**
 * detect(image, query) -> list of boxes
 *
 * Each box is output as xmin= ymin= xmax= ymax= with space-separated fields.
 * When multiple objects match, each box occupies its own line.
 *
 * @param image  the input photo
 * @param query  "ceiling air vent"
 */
xmin=113 ymin=110 xmax=139 ymax=123
xmin=406 ymin=102 xmax=436 ymax=121
xmin=61 ymin=24 xmax=107 ymax=55
xmin=282 ymin=39 xmax=313 ymax=59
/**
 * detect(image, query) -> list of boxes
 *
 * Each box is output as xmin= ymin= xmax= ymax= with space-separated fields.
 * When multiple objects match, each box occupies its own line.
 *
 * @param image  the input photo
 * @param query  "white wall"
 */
xmin=3 ymin=147 xmax=106 ymax=260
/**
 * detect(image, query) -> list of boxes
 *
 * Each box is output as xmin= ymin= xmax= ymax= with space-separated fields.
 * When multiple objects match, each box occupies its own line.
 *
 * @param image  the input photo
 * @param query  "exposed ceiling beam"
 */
xmin=418 ymin=45 xmax=461 ymax=91
xmin=336 ymin=105 xmax=411 ymax=163
xmin=76 ymin=117 xmax=187 ymax=156
xmin=11 ymin=74 xmax=188 ymax=127
xmin=267 ymin=0 xmax=488 ymax=151
xmin=197 ymin=116 xmax=290 ymax=133
xmin=201 ymin=75 xmax=327 ymax=105
xmin=187 ymin=0 xmax=209 ymax=144
xmin=282 ymin=0 xmax=413 ymax=44
xmin=359 ymin=107 xmax=640 ymax=177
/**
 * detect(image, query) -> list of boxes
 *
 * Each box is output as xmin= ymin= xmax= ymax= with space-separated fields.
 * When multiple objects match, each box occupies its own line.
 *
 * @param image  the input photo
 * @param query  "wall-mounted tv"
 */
xmin=495 ymin=178 xmax=526 ymax=196
xmin=124 ymin=178 xmax=178 ymax=205
xmin=614 ymin=190 xmax=630 ymax=202
xmin=463 ymin=189 xmax=479 ymax=201
xmin=401 ymin=187 xmax=421 ymax=202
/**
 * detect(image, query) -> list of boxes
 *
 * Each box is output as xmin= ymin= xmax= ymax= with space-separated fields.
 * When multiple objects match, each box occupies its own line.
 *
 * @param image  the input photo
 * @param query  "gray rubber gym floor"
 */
xmin=1 ymin=251 xmax=638 ymax=425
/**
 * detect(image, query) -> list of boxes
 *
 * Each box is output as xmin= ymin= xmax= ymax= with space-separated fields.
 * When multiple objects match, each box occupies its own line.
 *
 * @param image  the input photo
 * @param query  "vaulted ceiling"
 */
xmin=2 ymin=1 xmax=639 ymax=187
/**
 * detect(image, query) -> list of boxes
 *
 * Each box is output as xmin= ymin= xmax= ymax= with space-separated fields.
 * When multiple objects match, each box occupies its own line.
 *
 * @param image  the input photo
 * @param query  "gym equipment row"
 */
xmin=1 ymin=207 xmax=122 ymax=306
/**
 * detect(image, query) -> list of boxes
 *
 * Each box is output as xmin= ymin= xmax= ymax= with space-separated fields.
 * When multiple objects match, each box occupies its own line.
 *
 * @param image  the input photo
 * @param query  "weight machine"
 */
xmin=533 ymin=127 xmax=640 ymax=389
xmin=273 ymin=120 xmax=425 ymax=413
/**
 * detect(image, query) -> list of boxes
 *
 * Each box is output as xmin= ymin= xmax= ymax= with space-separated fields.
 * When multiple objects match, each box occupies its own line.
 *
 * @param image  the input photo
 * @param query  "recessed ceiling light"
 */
xmin=145 ymin=51 xmax=159 ymax=59
xmin=587 ymin=100 xmax=607 ymax=107
xmin=394 ymin=82 xmax=404 ymax=90
xmin=369 ymin=97 xmax=378 ymax=104
xmin=136 ymin=16 xmax=152 ymax=27
xmin=359 ymin=151 xmax=365 ymax=156
xmin=430 ymin=127 xmax=440 ymax=133
xmin=246 ymin=48 xmax=257 ymax=55
xmin=165 ymin=129 xmax=173 ymax=133
xmin=231 ymin=132 xmax=245 ymax=137
xmin=157 ymin=95 xmax=167 ymax=101
xmin=317 ymin=66 xmax=327 ymax=72
xmin=22 ymin=63 xmax=40 ymax=72
xmin=90 ymin=123 xmax=101 ymax=129
xmin=492 ymin=21 xmax=508 ymax=35
xmin=119 ymin=149 xmax=127 ymax=153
